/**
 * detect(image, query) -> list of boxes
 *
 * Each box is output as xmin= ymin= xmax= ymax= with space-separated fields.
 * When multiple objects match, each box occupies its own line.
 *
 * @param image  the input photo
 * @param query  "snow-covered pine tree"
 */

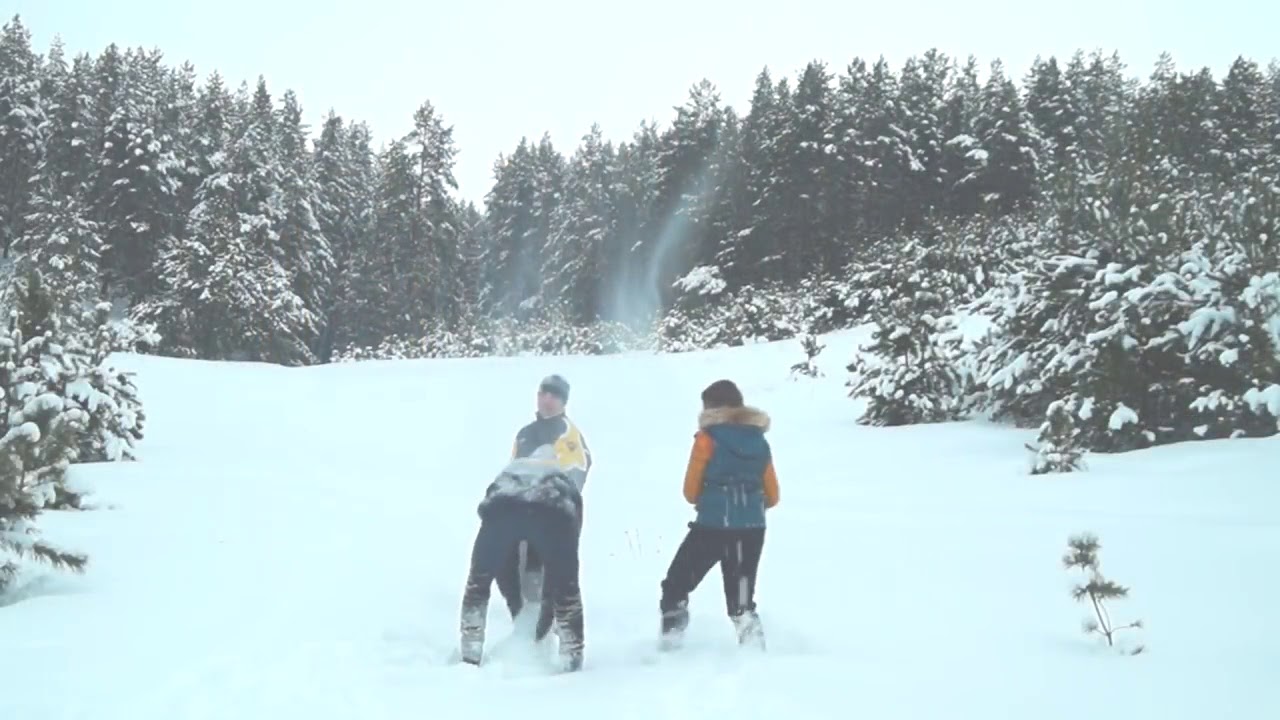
xmin=897 ymin=51 xmax=950 ymax=225
xmin=275 ymin=89 xmax=333 ymax=357
xmin=1213 ymin=57 xmax=1269 ymax=182
xmin=13 ymin=187 xmax=103 ymax=332
xmin=157 ymin=61 xmax=203 ymax=227
xmin=938 ymin=56 xmax=983 ymax=216
xmin=0 ymin=314 xmax=87 ymax=593
xmin=644 ymin=80 xmax=729 ymax=313
xmin=0 ymin=399 xmax=87 ymax=594
xmin=192 ymin=71 xmax=234 ymax=186
xmin=607 ymin=123 xmax=661 ymax=326
xmin=847 ymin=281 xmax=967 ymax=426
xmin=132 ymin=137 xmax=311 ymax=363
xmin=543 ymin=124 xmax=618 ymax=325
xmin=65 ymin=301 xmax=150 ymax=462
xmin=0 ymin=16 xmax=47 ymax=260
xmin=962 ymin=59 xmax=1042 ymax=215
xmin=1172 ymin=172 xmax=1280 ymax=439
xmin=91 ymin=55 xmax=181 ymax=303
xmin=1062 ymin=51 xmax=1132 ymax=181
xmin=1028 ymin=396 xmax=1085 ymax=474
xmin=1024 ymin=55 xmax=1081 ymax=184
xmin=38 ymin=42 xmax=97 ymax=202
xmin=480 ymin=135 xmax=565 ymax=319
xmin=405 ymin=100 xmax=464 ymax=329
xmin=848 ymin=58 xmax=918 ymax=237
xmin=968 ymin=244 xmax=1093 ymax=428
xmin=358 ymin=139 xmax=418 ymax=342
xmin=722 ymin=68 xmax=785 ymax=289
xmin=778 ymin=60 xmax=842 ymax=278
xmin=453 ymin=200 xmax=487 ymax=332
xmin=2 ymin=268 xmax=91 ymax=510
xmin=311 ymin=112 xmax=357 ymax=361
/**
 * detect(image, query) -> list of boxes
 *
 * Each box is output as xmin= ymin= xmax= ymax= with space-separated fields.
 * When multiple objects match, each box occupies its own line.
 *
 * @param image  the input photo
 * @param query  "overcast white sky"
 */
xmin=12 ymin=0 xmax=1279 ymax=207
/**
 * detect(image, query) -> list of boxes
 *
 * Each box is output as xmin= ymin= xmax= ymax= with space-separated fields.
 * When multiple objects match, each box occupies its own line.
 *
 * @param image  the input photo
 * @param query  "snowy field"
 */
xmin=2 ymin=327 xmax=1278 ymax=719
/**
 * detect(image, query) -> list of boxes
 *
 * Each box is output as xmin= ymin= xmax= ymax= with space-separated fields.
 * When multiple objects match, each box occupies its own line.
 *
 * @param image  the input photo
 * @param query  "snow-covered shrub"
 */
xmin=1027 ymin=397 xmax=1086 ymax=474
xmin=333 ymin=312 xmax=657 ymax=362
xmin=1062 ymin=533 xmax=1144 ymax=655
xmin=847 ymin=290 xmax=968 ymax=426
xmin=2 ymin=299 xmax=92 ymax=510
xmin=0 ymin=418 xmax=89 ymax=595
xmin=1 ymin=302 xmax=86 ymax=573
xmin=967 ymin=172 xmax=1280 ymax=452
xmin=842 ymin=214 xmax=1024 ymax=323
xmin=657 ymin=279 xmax=835 ymax=352
xmin=64 ymin=303 xmax=152 ymax=462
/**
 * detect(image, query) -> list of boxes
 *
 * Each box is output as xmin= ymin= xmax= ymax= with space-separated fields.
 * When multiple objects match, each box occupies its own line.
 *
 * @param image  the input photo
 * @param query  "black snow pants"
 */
xmin=659 ymin=523 xmax=765 ymax=643
xmin=460 ymin=502 xmax=583 ymax=668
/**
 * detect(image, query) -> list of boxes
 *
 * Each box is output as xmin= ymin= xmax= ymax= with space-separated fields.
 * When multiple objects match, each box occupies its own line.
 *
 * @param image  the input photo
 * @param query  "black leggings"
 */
xmin=660 ymin=524 xmax=765 ymax=617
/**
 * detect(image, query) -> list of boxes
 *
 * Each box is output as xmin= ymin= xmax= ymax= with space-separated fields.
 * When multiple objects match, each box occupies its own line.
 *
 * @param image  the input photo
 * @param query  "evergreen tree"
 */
xmin=1215 ymin=57 xmax=1269 ymax=179
xmin=275 ymin=89 xmax=333 ymax=356
xmin=727 ymin=68 xmax=789 ymax=287
xmin=311 ymin=112 xmax=356 ymax=361
xmin=39 ymin=43 xmax=97 ymax=201
xmin=13 ymin=187 xmax=103 ymax=329
xmin=1024 ymin=55 xmax=1080 ymax=183
xmin=67 ymin=302 xmax=148 ymax=462
xmin=963 ymin=60 xmax=1042 ymax=214
xmin=91 ymin=51 xmax=180 ymax=302
xmin=544 ymin=124 xmax=617 ymax=324
xmin=849 ymin=58 xmax=917 ymax=236
xmin=645 ymin=80 xmax=729 ymax=313
xmin=405 ymin=100 xmax=463 ymax=326
xmin=897 ymin=51 xmax=951 ymax=224
xmin=847 ymin=288 xmax=967 ymax=426
xmin=0 ymin=16 xmax=47 ymax=259
xmin=1029 ymin=397 xmax=1085 ymax=474
xmin=607 ymin=122 xmax=661 ymax=324
xmin=481 ymin=135 xmax=564 ymax=318
xmin=939 ymin=56 xmax=983 ymax=216
xmin=132 ymin=138 xmax=311 ymax=363
xmin=781 ymin=60 xmax=842 ymax=276
xmin=2 ymin=269 xmax=91 ymax=509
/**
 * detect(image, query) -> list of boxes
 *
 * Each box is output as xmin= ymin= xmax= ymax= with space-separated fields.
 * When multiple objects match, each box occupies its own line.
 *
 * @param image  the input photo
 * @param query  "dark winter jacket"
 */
xmin=478 ymin=445 xmax=584 ymax=523
xmin=682 ymin=406 xmax=779 ymax=529
xmin=512 ymin=413 xmax=592 ymax=491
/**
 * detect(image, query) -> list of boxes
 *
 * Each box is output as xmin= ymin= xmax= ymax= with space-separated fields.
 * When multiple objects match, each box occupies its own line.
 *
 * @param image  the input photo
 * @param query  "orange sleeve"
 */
xmin=763 ymin=460 xmax=780 ymax=508
xmin=682 ymin=432 xmax=713 ymax=504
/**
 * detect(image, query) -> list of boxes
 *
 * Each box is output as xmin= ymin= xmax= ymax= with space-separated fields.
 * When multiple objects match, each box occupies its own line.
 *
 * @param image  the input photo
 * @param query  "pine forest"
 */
xmin=1 ymin=11 xmax=1278 ymax=546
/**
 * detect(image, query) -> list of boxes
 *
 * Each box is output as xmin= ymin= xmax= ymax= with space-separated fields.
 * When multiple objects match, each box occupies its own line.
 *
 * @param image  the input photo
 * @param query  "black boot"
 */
xmin=659 ymin=601 xmax=689 ymax=650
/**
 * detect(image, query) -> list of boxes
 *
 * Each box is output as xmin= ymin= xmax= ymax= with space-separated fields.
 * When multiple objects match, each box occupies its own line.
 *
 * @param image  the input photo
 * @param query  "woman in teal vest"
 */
xmin=658 ymin=379 xmax=780 ymax=650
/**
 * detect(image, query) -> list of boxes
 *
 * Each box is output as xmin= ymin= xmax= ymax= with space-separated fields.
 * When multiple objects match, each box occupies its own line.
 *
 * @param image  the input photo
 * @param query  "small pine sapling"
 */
xmin=1027 ymin=397 xmax=1086 ymax=474
xmin=1062 ymin=533 xmax=1144 ymax=654
xmin=790 ymin=333 xmax=825 ymax=379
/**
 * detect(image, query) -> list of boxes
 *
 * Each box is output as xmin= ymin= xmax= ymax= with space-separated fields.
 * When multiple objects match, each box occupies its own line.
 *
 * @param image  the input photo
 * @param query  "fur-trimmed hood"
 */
xmin=698 ymin=405 xmax=771 ymax=432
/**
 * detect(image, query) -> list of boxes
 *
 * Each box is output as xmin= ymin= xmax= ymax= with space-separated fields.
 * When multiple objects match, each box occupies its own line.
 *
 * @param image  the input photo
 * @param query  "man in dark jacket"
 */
xmin=459 ymin=445 xmax=585 ymax=671
xmin=497 ymin=374 xmax=592 ymax=621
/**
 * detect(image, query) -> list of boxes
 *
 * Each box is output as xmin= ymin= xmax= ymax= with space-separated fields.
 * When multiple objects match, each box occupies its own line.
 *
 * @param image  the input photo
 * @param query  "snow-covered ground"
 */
xmin=2 ymin=327 xmax=1278 ymax=719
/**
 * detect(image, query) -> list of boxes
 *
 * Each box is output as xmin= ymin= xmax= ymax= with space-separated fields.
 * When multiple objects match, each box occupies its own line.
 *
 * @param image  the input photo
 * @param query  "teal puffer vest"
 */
xmin=694 ymin=423 xmax=771 ymax=529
